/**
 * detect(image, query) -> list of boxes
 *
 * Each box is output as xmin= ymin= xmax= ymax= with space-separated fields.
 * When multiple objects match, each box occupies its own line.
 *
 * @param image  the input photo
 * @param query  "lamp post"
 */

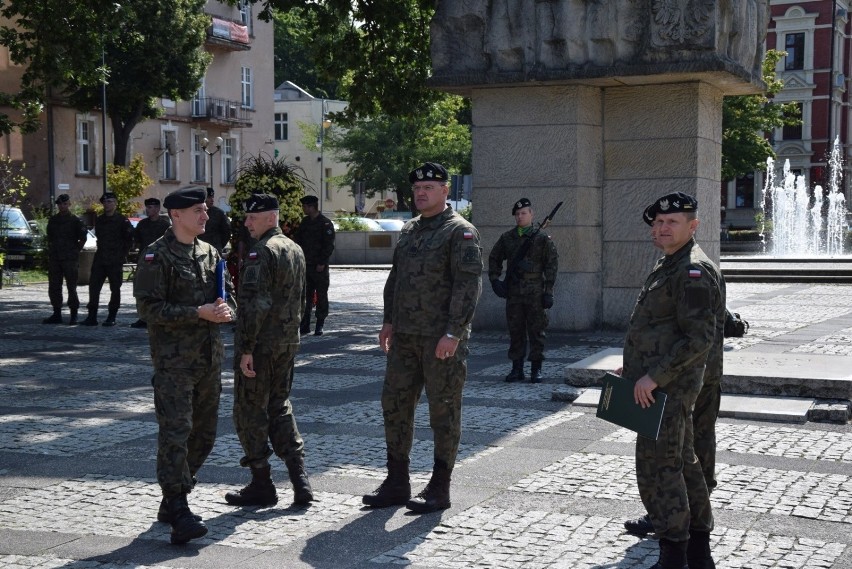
xmin=315 ymin=99 xmax=332 ymax=213
xmin=100 ymin=41 xmax=108 ymax=196
xmin=201 ymin=136 xmax=224 ymax=191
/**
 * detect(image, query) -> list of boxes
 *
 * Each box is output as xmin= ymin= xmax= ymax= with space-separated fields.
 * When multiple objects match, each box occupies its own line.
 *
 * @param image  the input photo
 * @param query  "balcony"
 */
xmin=206 ymin=17 xmax=250 ymax=51
xmin=191 ymin=97 xmax=252 ymax=127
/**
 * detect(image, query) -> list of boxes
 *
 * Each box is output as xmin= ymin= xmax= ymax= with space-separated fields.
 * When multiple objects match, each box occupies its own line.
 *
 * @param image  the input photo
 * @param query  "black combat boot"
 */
xmin=530 ymin=361 xmax=543 ymax=383
xmin=130 ymin=319 xmax=147 ymax=328
xmin=686 ymin=530 xmax=715 ymax=569
xmin=650 ymin=538 xmax=688 ymax=569
xmin=406 ymin=460 xmax=451 ymax=514
xmin=362 ymin=456 xmax=411 ymax=508
xmin=102 ymin=311 xmax=117 ymax=327
xmin=505 ymin=360 xmax=525 ymax=383
xmin=225 ymin=465 xmax=278 ymax=506
xmin=624 ymin=513 xmax=654 ymax=537
xmin=42 ymin=311 xmax=63 ymax=324
xmin=80 ymin=312 xmax=98 ymax=326
xmin=314 ymin=319 xmax=324 ymax=336
xmin=167 ymin=494 xmax=207 ymax=545
xmin=157 ymin=476 xmax=200 ymax=523
xmin=68 ymin=310 xmax=78 ymax=325
xmin=285 ymin=455 xmax=315 ymax=505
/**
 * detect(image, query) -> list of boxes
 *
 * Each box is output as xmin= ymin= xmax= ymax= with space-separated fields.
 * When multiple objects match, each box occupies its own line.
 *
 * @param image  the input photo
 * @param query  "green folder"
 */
xmin=595 ymin=372 xmax=668 ymax=440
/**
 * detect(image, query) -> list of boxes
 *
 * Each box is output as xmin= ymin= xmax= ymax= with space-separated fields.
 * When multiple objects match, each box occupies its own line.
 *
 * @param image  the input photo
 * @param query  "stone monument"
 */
xmin=430 ymin=0 xmax=768 ymax=330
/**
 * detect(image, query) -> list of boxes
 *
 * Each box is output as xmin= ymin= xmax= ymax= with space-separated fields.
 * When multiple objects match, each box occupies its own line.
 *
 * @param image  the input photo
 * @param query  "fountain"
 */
xmin=761 ymin=137 xmax=848 ymax=257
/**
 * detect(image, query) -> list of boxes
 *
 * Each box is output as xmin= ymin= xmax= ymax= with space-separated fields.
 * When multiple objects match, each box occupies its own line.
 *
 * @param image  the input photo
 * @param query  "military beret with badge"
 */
xmin=144 ymin=197 xmax=160 ymax=206
xmin=409 ymin=162 xmax=448 ymax=184
xmin=244 ymin=193 xmax=279 ymax=213
xmin=643 ymin=191 xmax=698 ymax=225
xmin=300 ymin=195 xmax=319 ymax=206
xmin=512 ymin=197 xmax=532 ymax=215
xmin=163 ymin=186 xmax=206 ymax=209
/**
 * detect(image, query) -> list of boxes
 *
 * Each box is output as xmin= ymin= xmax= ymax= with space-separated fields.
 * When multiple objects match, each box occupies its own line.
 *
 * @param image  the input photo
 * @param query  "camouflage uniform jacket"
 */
xmin=134 ymin=216 xmax=171 ymax=253
xmin=623 ymin=239 xmax=723 ymax=391
xmin=384 ymin=207 xmax=483 ymax=339
xmin=46 ymin=212 xmax=87 ymax=261
xmin=133 ymin=228 xmax=236 ymax=370
xmin=488 ymin=228 xmax=558 ymax=299
xmin=236 ymin=226 xmax=305 ymax=354
xmin=93 ymin=213 xmax=133 ymax=264
xmin=199 ymin=205 xmax=232 ymax=252
xmin=294 ymin=214 xmax=335 ymax=265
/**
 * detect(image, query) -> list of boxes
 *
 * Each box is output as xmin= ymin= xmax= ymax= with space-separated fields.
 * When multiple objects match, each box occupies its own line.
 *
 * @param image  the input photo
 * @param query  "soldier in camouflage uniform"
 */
xmin=42 ymin=194 xmax=88 ymax=325
xmin=294 ymin=194 xmax=335 ymax=336
xmin=130 ymin=197 xmax=171 ymax=329
xmin=362 ymin=162 xmax=482 ymax=514
xmin=225 ymin=193 xmax=314 ymax=507
xmin=488 ymin=197 xmax=558 ymax=383
xmin=80 ymin=192 xmax=134 ymax=327
xmin=134 ymin=186 xmax=236 ymax=545
xmin=198 ymin=187 xmax=232 ymax=253
xmin=620 ymin=192 xmax=721 ymax=569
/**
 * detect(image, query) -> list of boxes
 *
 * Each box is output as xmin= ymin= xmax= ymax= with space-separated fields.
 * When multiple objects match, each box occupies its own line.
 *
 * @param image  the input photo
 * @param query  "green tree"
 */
xmin=106 ymin=154 xmax=153 ymax=217
xmin=273 ymin=7 xmax=340 ymax=98
xmin=722 ymin=50 xmax=800 ymax=181
xmin=326 ymin=95 xmax=471 ymax=213
xmin=0 ymin=0 xmax=210 ymax=166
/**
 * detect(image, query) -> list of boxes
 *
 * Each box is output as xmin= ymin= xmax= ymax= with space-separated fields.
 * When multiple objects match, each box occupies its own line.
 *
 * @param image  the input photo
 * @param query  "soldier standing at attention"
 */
xmin=294 ymin=194 xmax=335 ymax=336
xmin=134 ymin=186 xmax=235 ymax=545
xmin=225 ymin=193 xmax=314 ymax=507
xmin=362 ymin=162 xmax=482 ymax=514
xmin=42 ymin=193 xmax=88 ymax=325
xmin=619 ymin=192 xmax=722 ymax=569
xmin=488 ymin=198 xmax=558 ymax=383
xmin=198 ymin=187 xmax=232 ymax=253
xmin=81 ymin=192 xmax=133 ymax=327
xmin=130 ymin=197 xmax=171 ymax=329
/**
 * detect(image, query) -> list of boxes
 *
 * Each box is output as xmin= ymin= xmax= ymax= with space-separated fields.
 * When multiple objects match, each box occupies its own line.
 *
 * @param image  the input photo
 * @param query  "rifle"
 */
xmin=501 ymin=201 xmax=563 ymax=287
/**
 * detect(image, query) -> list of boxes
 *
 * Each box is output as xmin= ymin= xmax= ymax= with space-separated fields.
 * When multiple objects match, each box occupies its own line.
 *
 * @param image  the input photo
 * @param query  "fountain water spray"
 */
xmin=762 ymin=137 xmax=847 ymax=256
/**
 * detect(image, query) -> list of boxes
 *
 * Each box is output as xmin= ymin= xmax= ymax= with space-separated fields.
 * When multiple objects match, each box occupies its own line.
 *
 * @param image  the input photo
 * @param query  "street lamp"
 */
xmin=315 ymin=99 xmax=332 ymax=213
xmin=201 ymin=136 xmax=224 ymax=191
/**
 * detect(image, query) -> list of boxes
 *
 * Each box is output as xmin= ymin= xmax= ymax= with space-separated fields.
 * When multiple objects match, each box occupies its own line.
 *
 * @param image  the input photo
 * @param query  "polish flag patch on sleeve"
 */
xmin=688 ymin=268 xmax=702 ymax=278
xmin=463 ymin=231 xmax=474 ymax=240
xmin=144 ymin=252 xmax=154 ymax=263
xmin=249 ymin=251 xmax=258 ymax=259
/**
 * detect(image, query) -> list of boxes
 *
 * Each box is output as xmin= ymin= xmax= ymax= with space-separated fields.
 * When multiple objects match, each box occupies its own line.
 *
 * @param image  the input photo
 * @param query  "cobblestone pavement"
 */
xmin=0 ymin=272 xmax=851 ymax=568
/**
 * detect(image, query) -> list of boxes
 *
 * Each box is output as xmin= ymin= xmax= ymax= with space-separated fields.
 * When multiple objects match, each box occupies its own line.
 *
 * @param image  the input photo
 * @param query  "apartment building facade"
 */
xmin=724 ymin=0 xmax=852 ymax=228
xmin=0 ymin=0 xmax=274 ymax=215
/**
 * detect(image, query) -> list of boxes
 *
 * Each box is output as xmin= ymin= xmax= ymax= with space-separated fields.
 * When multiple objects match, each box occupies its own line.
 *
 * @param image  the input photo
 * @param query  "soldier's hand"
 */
xmin=633 ymin=375 xmax=658 ymax=409
xmin=198 ymin=299 xmax=232 ymax=323
xmin=542 ymin=293 xmax=554 ymax=309
xmin=379 ymin=323 xmax=393 ymax=353
xmin=240 ymin=354 xmax=256 ymax=378
xmin=491 ymin=279 xmax=508 ymax=298
xmin=435 ymin=334 xmax=459 ymax=360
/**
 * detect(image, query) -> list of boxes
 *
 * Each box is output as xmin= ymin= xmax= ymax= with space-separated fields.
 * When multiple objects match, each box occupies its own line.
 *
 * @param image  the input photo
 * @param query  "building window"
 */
xmin=241 ymin=67 xmax=253 ymax=109
xmin=734 ymin=173 xmax=755 ymax=209
xmin=162 ymin=130 xmax=177 ymax=180
xmin=222 ymin=136 xmax=238 ymax=184
xmin=192 ymin=78 xmax=206 ymax=116
xmin=76 ymin=116 xmax=95 ymax=174
xmin=324 ymin=167 xmax=332 ymax=200
xmin=192 ymin=132 xmax=207 ymax=183
xmin=784 ymin=33 xmax=805 ymax=71
xmin=782 ymin=102 xmax=803 ymax=140
xmin=274 ymin=112 xmax=288 ymax=141
xmin=238 ymin=0 xmax=253 ymax=34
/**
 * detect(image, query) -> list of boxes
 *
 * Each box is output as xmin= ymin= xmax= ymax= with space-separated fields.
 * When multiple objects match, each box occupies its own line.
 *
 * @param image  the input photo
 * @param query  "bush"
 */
xmin=335 ymin=215 xmax=372 ymax=231
xmin=727 ymin=230 xmax=763 ymax=242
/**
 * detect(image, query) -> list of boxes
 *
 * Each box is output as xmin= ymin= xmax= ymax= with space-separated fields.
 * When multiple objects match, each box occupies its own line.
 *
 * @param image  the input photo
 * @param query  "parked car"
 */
xmin=375 ymin=218 xmax=405 ymax=231
xmin=0 ymin=205 xmax=43 ymax=267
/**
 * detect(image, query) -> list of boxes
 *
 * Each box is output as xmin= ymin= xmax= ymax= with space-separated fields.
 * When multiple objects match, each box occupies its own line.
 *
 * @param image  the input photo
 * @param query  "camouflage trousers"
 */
xmin=381 ymin=332 xmax=468 ymax=470
xmin=47 ymin=257 xmax=80 ymax=312
xmin=694 ymin=372 xmax=721 ymax=493
xmin=233 ymin=344 xmax=304 ymax=469
xmin=506 ymin=294 xmax=548 ymax=361
xmin=87 ymin=259 xmax=123 ymax=315
xmin=153 ymin=366 xmax=221 ymax=498
xmin=303 ymin=266 xmax=330 ymax=322
xmin=636 ymin=381 xmax=713 ymax=542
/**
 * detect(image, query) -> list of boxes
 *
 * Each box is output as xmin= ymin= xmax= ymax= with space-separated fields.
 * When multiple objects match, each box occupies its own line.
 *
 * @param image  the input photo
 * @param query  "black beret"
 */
xmin=144 ymin=197 xmax=160 ymax=206
xmin=55 ymin=193 xmax=70 ymax=205
xmin=245 ymin=193 xmax=279 ymax=213
xmin=100 ymin=192 xmax=117 ymax=203
xmin=643 ymin=192 xmax=698 ymax=225
xmin=409 ymin=162 xmax=448 ymax=184
xmin=206 ymin=187 xmax=214 ymax=197
xmin=300 ymin=195 xmax=319 ymax=206
xmin=163 ymin=186 xmax=206 ymax=210
xmin=512 ymin=197 xmax=532 ymax=215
